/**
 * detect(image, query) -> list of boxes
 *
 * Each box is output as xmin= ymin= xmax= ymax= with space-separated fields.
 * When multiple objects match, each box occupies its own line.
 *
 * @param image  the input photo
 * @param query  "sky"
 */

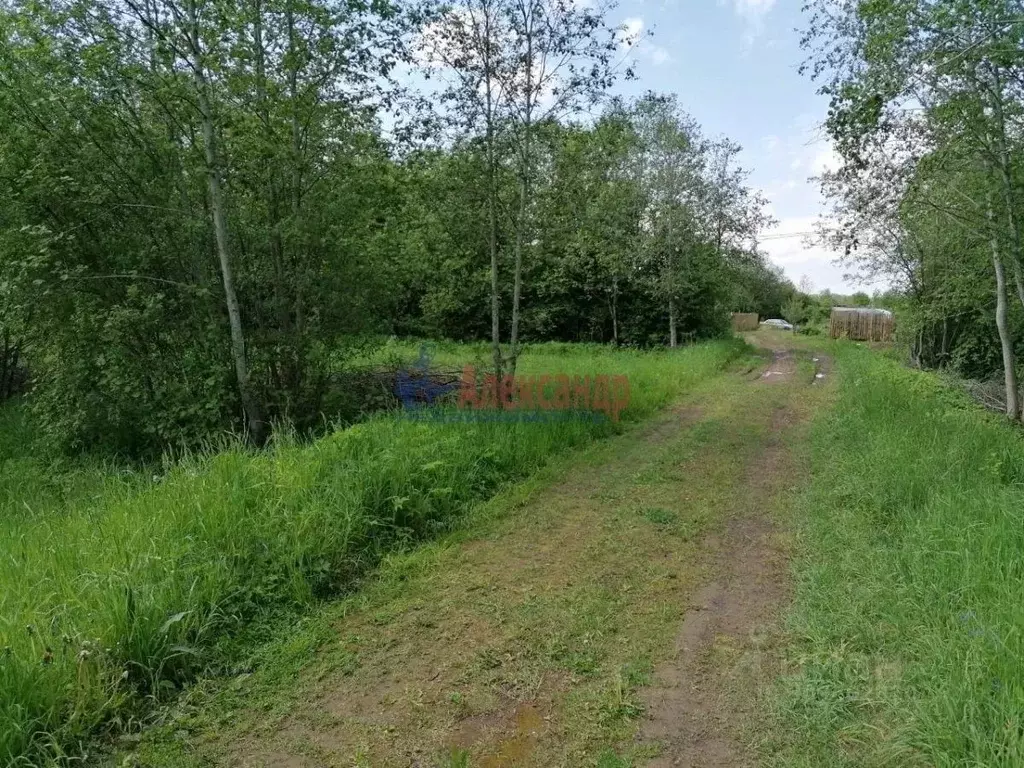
xmin=607 ymin=0 xmax=858 ymax=293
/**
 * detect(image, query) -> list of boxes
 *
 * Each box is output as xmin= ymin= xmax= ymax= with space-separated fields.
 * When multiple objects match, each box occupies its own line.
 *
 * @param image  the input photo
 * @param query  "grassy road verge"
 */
xmin=768 ymin=345 xmax=1024 ymax=767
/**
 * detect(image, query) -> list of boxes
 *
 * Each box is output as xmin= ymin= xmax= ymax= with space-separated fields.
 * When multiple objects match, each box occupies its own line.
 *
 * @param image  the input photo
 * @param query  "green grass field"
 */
xmin=769 ymin=344 xmax=1024 ymax=767
xmin=0 ymin=340 xmax=743 ymax=766
xmin=6 ymin=336 xmax=1024 ymax=767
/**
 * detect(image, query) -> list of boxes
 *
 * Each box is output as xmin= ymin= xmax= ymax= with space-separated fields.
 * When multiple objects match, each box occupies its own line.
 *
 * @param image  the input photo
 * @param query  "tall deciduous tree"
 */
xmin=420 ymin=0 xmax=627 ymax=375
xmin=802 ymin=0 xmax=1024 ymax=417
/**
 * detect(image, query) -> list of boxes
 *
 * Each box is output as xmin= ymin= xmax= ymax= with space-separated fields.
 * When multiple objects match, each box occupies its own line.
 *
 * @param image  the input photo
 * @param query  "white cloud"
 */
xmin=770 ymin=179 xmax=802 ymax=193
xmin=760 ymin=129 xmax=840 ymax=191
xmin=759 ymin=217 xmax=857 ymax=292
xmin=761 ymin=216 xmax=819 ymax=265
xmin=811 ymin=146 xmax=840 ymax=174
xmin=729 ymin=0 xmax=776 ymax=24
xmin=618 ymin=17 xmax=670 ymax=66
xmin=746 ymin=111 xmax=866 ymax=292
xmin=648 ymin=44 xmax=671 ymax=65
xmin=721 ymin=0 xmax=776 ymax=45
xmin=632 ymin=37 xmax=671 ymax=65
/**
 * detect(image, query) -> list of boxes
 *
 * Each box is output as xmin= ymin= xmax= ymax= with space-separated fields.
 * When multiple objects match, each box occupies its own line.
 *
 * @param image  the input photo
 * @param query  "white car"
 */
xmin=760 ymin=318 xmax=794 ymax=331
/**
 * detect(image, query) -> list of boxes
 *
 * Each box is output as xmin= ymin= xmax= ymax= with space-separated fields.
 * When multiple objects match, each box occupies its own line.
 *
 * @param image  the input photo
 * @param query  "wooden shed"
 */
xmin=731 ymin=312 xmax=760 ymax=332
xmin=829 ymin=307 xmax=895 ymax=342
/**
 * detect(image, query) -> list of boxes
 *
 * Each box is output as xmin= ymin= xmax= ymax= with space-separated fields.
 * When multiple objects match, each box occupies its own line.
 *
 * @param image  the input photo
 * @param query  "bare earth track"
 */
xmin=127 ymin=334 xmax=830 ymax=768
xmin=639 ymin=341 xmax=814 ymax=768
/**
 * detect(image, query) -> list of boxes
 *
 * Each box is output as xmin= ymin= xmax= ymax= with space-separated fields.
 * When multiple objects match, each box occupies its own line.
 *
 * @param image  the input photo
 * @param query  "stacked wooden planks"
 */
xmin=829 ymin=307 xmax=895 ymax=342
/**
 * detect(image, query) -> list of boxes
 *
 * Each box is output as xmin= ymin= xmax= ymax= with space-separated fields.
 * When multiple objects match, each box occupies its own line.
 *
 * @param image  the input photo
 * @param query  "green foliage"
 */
xmin=773 ymin=345 xmax=1024 ymax=766
xmin=783 ymin=292 xmax=835 ymax=328
xmin=849 ymin=291 xmax=871 ymax=306
xmin=802 ymin=0 xmax=1024 ymax=394
xmin=597 ymin=750 xmax=633 ymax=768
xmin=0 ymin=0 xmax=787 ymax=459
xmin=782 ymin=296 xmax=809 ymax=326
xmin=0 ymin=0 xmax=411 ymax=456
xmin=402 ymin=111 xmax=787 ymax=349
xmin=640 ymin=506 xmax=677 ymax=525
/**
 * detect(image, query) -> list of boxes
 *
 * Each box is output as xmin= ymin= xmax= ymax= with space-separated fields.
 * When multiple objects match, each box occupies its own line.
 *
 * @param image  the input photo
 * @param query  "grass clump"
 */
xmin=0 ymin=340 xmax=741 ymax=765
xmin=640 ymin=507 xmax=678 ymax=526
xmin=770 ymin=344 xmax=1024 ymax=767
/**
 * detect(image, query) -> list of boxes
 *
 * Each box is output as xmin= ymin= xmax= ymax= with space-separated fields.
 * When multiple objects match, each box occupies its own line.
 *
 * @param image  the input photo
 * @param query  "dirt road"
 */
xmin=132 ymin=336 xmax=830 ymax=768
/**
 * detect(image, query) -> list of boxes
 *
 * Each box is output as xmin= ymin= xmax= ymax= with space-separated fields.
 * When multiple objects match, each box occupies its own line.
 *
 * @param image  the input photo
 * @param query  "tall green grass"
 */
xmin=772 ymin=345 xmax=1024 ymax=767
xmin=0 ymin=402 xmax=141 ymax=520
xmin=0 ymin=341 xmax=741 ymax=765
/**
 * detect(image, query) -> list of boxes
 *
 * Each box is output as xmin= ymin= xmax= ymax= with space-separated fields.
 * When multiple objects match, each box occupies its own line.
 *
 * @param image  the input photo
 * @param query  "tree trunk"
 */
xmin=509 ymin=167 xmax=526 ymax=376
xmin=990 ymin=203 xmax=1019 ymax=420
xmin=188 ymin=1 xmax=267 ymax=443
xmin=984 ymin=75 xmax=1022 ymax=418
xmin=610 ymin=274 xmax=619 ymax=346
xmin=489 ymin=148 xmax=502 ymax=381
xmin=253 ymin=2 xmax=286 ymax=315
xmin=253 ymin=0 xmax=295 ymax=405
xmin=990 ymin=67 xmax=1024 ymax=326
xmin=488 ymin=158 xmax=502 ymax=381
xmin=508 ymin=9 xmax=533 ymax=378
xmin=669 ymin=298 xmax=677 ymax=348
xmin=286 ymin=1 xmax=306 ymax=345
xmin=1012 ymin=265 xmax=1024 ymax=310
xmin=8 ymin=345 xmax=18 ymax=399
xmin=483 ymin=11 xmax=502 ymax=381
xmin=939 ymin=316 xmax=948 ymax=369
xmin=0 ymin=332 xmax=9 ymax=401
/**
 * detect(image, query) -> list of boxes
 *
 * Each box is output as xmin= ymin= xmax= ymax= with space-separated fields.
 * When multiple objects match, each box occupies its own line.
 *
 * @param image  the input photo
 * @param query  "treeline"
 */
xmin=0 ymin=0 xmax=788 ymax=457
xmin=803 ymin=0 xmax=1024 ymax=415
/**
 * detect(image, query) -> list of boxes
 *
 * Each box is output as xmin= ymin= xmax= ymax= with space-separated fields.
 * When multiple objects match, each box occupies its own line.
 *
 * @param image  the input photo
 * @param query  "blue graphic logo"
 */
xmin=394 ymin=344 xmax=460 ymax=409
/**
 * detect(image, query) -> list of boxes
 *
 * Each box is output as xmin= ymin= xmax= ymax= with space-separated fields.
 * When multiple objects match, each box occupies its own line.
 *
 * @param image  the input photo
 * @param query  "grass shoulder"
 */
xmin=765 ymin=343 xmax=1024 ymax=767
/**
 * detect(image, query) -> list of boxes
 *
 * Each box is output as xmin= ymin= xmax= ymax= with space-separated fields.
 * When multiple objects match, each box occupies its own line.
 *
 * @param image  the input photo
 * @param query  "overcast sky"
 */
xmin=607 ymin=0 xmax=862 ymax=293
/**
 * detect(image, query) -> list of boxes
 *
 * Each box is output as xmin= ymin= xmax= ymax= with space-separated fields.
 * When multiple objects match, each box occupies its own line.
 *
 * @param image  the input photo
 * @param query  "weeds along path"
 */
xmin=129 ymin=338 xmax=830 ymax=768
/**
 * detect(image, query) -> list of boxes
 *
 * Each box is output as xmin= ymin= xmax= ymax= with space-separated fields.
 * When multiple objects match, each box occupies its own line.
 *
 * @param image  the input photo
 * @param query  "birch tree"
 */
xmin=421 ymin=0 xmax=628 ymax=375
xmin=630 ymin=94 xmax=708 ymax=346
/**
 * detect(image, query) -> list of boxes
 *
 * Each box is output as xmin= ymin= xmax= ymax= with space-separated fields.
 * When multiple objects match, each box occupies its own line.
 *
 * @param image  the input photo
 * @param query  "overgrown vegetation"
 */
xmin=0 ymin=341 xmax=740 ymax=766
xmin=771 ymin=344 xmax=1024 ymax=766
xmin=11 ymin=0 xmax=1024 ymax=764
xmin=802 ymin=1 xmax=1024 ymax=412
xmin=95 ymin=337 xmax=802 ymax=768
xmin=0 ymin=0 xmax=791 ymax=458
